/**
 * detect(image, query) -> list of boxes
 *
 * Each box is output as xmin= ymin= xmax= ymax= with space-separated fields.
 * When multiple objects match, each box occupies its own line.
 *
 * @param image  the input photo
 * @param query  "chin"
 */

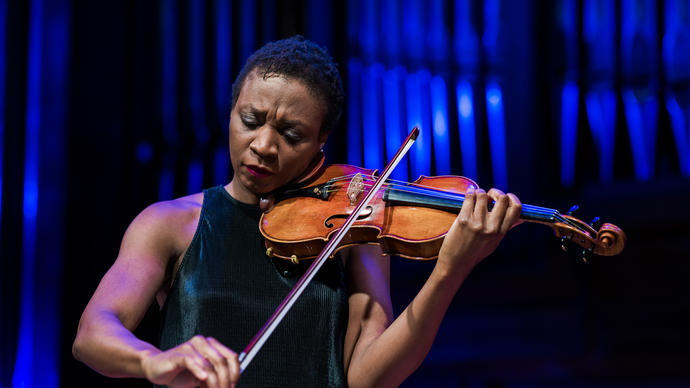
xmin=243 ymin=177 xmax=277 ymax=196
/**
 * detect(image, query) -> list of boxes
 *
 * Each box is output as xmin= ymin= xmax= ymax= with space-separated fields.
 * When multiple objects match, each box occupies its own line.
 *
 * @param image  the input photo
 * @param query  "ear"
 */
xmin=318 ymin=131 xmax=329 ymax=150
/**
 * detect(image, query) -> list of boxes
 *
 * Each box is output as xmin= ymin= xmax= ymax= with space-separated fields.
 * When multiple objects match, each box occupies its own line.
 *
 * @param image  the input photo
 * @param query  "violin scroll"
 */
xmin=596 ymin=222 xmax=626 ymax=256
xmin=553 ymin=214 xmax=626 ymax=257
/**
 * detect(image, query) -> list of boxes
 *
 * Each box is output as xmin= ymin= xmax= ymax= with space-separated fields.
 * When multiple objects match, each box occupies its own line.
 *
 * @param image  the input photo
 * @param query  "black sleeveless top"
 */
xmin=157 ymin=186 xmax=349 ymax=387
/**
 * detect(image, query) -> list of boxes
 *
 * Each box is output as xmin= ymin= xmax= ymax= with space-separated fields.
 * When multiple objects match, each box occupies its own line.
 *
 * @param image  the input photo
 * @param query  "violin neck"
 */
xmin=382 ymin=184 xmax=560 ymax=224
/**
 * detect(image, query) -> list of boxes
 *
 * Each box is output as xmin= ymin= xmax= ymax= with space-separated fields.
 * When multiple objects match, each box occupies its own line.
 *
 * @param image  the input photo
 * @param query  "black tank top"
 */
xmin=158 ymin=186 xmax=349 ymax=387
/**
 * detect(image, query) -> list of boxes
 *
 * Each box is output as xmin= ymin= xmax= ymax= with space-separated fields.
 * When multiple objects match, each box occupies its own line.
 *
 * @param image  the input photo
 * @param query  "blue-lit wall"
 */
xmin=346 ymin=0 xmax=518 ymax=191
xmin=2 ymin=0 xmax=69 ymax=387
xmin=1 ymin=1 xmax=690 ymax=387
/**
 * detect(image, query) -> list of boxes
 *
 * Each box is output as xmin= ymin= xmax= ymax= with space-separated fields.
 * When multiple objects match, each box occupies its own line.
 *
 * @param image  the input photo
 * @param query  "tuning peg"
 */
xmin=581 ymin=249 xmax=590 ymax=264
xmin=581 ymin=246 xmax=595 ymax=264
xmin=560 ymin=236 xmax=569 ymax=252
xmin=567 ymin=205 xmax=579 ymax=216
xmin=589 ymin=216 xmax=602 ymax=230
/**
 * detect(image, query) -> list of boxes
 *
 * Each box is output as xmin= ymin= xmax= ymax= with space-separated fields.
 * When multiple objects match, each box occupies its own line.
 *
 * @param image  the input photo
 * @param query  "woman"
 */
xmin=73 ymin=36 xmax=522 ymax=388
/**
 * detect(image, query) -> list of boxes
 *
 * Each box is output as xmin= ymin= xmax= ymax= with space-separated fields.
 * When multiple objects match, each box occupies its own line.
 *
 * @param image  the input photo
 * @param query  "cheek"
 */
xmin=281 ymin=147 xmax=318 ymax=174
xmin=228 ymin=124 xmax=248 ymax=164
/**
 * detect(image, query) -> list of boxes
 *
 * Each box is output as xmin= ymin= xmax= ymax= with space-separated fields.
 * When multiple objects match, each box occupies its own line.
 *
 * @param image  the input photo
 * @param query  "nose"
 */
xmin=249 ymin=125 xmax=278 ymax=163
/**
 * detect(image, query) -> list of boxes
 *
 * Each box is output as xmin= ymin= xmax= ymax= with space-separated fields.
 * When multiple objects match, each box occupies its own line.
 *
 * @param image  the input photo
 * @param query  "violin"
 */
xmin=260 ymin=163 xmax=626 ymax=263
xmin=239 ymin=128 xmax=625 ymax=372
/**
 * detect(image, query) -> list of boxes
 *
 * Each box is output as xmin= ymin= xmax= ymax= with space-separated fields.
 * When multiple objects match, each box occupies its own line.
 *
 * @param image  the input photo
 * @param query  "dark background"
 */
xmin=2 ymin=0 xmax=690 ymax=387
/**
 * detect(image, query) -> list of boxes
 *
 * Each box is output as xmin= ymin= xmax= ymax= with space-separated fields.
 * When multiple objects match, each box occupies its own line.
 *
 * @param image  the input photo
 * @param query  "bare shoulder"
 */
xmin=136 ymin=192 xmax=203 ymax=226
xmin=78 ymin=192 xmax=207 ymax=331
xmin=120 ymin=192 xmax=205 ymax=264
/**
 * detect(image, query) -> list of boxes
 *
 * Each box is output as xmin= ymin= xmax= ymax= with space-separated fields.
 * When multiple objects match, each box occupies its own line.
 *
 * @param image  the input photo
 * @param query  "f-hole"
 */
xmin=324 ymin=206 xmax=373 ymax=228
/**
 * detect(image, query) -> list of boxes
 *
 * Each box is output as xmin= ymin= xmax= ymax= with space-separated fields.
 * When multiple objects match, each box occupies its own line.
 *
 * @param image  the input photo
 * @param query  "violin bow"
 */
xmin=238 ymin=127 xmax=420 ymax=372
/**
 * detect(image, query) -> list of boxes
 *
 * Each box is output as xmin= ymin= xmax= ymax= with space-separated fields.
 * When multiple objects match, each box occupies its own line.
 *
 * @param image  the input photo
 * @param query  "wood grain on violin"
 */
xmin=260 ymin=164 xmax=626 ymax=262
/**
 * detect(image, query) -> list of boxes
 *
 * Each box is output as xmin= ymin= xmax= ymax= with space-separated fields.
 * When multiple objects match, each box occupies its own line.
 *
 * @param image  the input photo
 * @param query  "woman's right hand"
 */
xmin=141 ymin=336 xmax=240 ymax=388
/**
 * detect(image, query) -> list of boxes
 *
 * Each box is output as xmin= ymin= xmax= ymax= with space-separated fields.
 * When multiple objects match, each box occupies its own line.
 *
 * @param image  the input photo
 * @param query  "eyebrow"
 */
xmin=243 ymin=104 xmax=304 ymax=128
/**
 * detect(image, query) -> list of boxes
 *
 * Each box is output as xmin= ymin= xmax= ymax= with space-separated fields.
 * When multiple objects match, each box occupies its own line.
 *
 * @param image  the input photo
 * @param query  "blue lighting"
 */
xmin=215 ymin=0 xmax=231 ymax=115
xmin=663 ymin=0 xmax=690 ymax=83
xmin=214 ymin=147 xmax=230 ymax=185
xmin=261 ymin=0 xmax=276 ymax=44
xmin=306 ymin=0 xmax=331 ymax=49
xmin=620 ymin=0 xmax=657 ymax=182
xmin=187 ymin=161 xmax=204 ymax=194
xmin=621 ymin=0 xmax=657 ymax=77
xmin=160 ymin=1 xmax=178 ymax=145
xmin=483 ymin=0 xmax=500 ymax=61
xmin=359 ymin=0 xmax=378 ymax=60
xmin=136 ymin=142 xmax=153 ymax=164
xmin=405 ymin=70 xmax=432 ymax=179
xmin=584 ymin=0 xmax=615 ymax=74
xmin=556 ymin=0 xmax=578 ymax=81
xmin=453 ymin=0 xmax=479 ymax=68
xmin=160 ymin=2 xmax=178 ymax=201
xmin=382 ymin=66 xmax=408 ymax=181
xmin=188 ymin=0 xmax=209 ymax=146
xmin=459 ymin=93 xmax=472 ymax=118
xmin=158 ymin=168 xmax=174 ymax=200
xmin=560 ymin=81 xmax=578 ymax=186
xmin=456 ymin=80 xmax=478 ymax=179
xmin=427 ymin=0 xmax=448 ymax=64
xmin=359 ymin=0 xmax=376 ymax=59
xmin=402 ymin=0 xmax=423 ymax=64
xmin=0 ymin=0 xmax=5 ymax=231
xmin=666 ymin=93 xmax=690 ymax=176
xmin=346 ymin=0 xmax=359 ymax=48
xmin=362 ymin=64 xmax=385 ymax=170
xmin=622 ymin=89 xmax=654 ymax=180
xmin=558 ymin=0 xmax=576 ymax=37
xmin=585 ymin=89 xmax=617 ymax=182
xmin=487 ymin=93 xmax=500 ymax=106
xmin=15 ymin=0 xmax=66 ymax=385
xmin=430 ymin=75 xmax=450 ymax=175
xmin=381 ymin=0 xmax=401 ymax=62
xmin=14 ymin=0 xmax=43 ymax=386
xmin=239 ymin=1 xmax=256 ymax=66
xmin=663 ymin=0 xmax=690 ymax=177
xmin=347 ymin=59 xmax=363 ymax=166
xmin=485 ymin=80 xmax=508 ymax=188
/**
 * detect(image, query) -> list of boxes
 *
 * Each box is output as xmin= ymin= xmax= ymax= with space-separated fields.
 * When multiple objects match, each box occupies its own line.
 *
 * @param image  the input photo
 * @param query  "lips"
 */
xmin=245 ymin=164 xmax=274 ymax=177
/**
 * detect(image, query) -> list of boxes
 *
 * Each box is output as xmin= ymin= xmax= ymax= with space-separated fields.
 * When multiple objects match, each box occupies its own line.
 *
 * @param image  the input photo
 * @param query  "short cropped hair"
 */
xmin=231 ymin=36 xmax=344 ymax=136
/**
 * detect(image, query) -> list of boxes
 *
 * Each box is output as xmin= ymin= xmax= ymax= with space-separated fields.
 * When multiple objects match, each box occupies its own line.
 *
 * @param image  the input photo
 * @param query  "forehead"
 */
xmin=236 ymin=72 xmax=325 ymax=121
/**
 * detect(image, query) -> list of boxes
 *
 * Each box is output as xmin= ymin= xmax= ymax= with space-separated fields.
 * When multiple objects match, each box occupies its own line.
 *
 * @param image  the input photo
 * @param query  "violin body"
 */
xmin=260 ymin=164 xmax=626 ymax=263
xmin=260 ymin=164 xmax=479 ymax=261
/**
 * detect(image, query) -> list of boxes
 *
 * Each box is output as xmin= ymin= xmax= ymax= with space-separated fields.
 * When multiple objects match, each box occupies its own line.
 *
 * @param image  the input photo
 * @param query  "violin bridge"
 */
xmin=347 ymin=173 xmax=365 ymax=206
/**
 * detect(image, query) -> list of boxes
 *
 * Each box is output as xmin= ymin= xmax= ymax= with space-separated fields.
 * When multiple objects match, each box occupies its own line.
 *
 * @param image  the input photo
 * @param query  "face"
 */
xmin=227 ymin=71 xmax=327 ymax=204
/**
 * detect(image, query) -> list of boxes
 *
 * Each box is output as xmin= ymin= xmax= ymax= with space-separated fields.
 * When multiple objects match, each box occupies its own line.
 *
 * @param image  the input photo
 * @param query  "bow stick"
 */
xmin=238 ymin=127 xmax=419 ymax=372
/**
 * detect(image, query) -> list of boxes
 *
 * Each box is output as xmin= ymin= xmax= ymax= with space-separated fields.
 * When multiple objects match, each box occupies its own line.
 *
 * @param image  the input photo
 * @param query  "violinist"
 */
xmin=72 ymin=36 xmax=523 ymax=388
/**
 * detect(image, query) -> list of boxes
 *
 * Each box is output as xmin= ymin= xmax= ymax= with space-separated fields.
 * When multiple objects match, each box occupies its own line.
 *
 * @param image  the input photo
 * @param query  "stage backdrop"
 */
xmin=2 ymin=1 xmax=690 ymax=387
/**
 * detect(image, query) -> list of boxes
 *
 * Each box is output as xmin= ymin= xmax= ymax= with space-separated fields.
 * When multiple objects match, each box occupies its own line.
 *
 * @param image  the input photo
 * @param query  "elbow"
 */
xmin=348 ymin=359 xmax=423 ymax=388
xmin=347 ymin=368 xmax=391 ymax=388
xmin=72 ymin=332 xmax=85 ymax=362
xmin=72 ymin=320 xmax=94 ymax=363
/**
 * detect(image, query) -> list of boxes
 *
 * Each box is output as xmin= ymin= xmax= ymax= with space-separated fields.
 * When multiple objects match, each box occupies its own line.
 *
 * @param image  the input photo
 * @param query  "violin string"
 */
xmin=321 ymin=178 xmax=561 ymax=219
xmin=318 ymin=174 xmax=589 ymax=234
xmin=328 ymin=179 xmax=561 ymax=217
xmin=324 ymin=178 xmax=560 ymax=217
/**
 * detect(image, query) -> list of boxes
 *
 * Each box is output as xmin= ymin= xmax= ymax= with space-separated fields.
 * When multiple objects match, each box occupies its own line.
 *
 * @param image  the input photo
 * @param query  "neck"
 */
xmin=226 ymin=180 xmax=260 ymax=205
xmin=382 ymin=183 xmax=560 ymax=224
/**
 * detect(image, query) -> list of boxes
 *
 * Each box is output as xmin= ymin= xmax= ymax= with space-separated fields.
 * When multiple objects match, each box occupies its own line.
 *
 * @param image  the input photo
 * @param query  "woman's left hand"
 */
xmin=436 ymin=187 xmax=522 ymax=278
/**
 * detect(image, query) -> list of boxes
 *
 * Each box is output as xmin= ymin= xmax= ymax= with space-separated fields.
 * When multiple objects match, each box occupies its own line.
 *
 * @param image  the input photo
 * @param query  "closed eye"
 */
xmin=241 ymin=115 xmax=259 ymax=129
xmin=281 ymin=127 xmax=303 ymax=145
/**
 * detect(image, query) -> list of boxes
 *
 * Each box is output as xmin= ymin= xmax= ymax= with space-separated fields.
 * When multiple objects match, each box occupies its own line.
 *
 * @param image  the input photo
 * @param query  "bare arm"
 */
xmin=344 ymin=188 xmax=522 ymax=388
xmin=72 ymin=198 xmax=240 ymax=388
